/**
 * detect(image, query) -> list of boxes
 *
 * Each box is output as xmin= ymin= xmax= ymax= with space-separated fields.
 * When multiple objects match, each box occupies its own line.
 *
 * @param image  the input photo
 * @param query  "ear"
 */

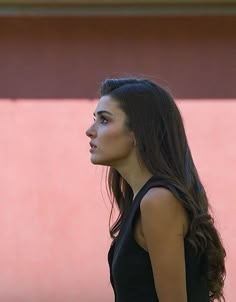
xmin=130 ymin=132 xmax=136 ymax=147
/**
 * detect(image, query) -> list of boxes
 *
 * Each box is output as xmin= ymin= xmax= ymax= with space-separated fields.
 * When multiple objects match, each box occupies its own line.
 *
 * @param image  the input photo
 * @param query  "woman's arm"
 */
xmin=140 ymin=187 xmax=189 ymax=302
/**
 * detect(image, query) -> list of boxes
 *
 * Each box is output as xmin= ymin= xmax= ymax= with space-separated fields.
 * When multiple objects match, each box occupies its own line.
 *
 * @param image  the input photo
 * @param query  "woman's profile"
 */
xmin=85 ymin=78 xmax=226 ymax=302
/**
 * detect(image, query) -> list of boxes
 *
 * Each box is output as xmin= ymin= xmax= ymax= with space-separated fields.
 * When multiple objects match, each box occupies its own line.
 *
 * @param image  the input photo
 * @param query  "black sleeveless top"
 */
xmin=108 ymin=176 xmax=209 ymax=302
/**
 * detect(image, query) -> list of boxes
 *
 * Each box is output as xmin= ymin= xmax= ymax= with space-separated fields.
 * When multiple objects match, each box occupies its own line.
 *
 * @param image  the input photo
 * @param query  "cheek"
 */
xmin=105 ymin=130 xmax=133 ymax=150
xmin=98 ymin=124 xmax=134 ymax=147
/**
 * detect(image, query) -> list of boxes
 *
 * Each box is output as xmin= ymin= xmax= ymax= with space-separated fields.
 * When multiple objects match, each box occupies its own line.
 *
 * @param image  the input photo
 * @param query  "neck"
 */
xmin=114 ymin=157 xmax=153 ymax=200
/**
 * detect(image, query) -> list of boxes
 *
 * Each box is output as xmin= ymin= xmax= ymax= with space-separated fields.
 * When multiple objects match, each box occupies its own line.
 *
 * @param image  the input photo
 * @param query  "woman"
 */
xmin=85 ymin=78 xmax=226 ymax=302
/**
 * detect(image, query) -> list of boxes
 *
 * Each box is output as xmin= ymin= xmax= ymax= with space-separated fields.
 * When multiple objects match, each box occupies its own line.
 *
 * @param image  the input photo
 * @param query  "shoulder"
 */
xmin=140 ymin=186 xmax=185 ymax=214
xmin=140 ymin=187 xmax=188 ymax=236
xmin=139 ymin=187 xmax=189 ymax=301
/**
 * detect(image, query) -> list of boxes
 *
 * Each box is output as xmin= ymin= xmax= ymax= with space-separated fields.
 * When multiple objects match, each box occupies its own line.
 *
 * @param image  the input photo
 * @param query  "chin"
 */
xmin=90 ymin=156 xmax=105 ymax=165
xmin=90 ymin=155 xmax=112 ymax=166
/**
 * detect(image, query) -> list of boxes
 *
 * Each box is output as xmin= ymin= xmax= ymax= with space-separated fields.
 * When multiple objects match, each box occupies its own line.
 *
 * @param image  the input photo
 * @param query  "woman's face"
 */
xmin=86 ymin=95 xmax=135 ymax=167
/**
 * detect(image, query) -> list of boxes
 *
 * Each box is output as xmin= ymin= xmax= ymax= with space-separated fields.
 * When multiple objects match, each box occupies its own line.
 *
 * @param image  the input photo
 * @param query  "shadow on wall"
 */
xmin=0 ymin=16 xmax=235 ymax=100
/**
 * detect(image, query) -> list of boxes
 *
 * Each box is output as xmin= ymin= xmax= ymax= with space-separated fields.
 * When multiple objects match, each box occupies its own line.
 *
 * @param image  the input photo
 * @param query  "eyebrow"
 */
xmin=93 ymin=110 xmax=113 ymax=116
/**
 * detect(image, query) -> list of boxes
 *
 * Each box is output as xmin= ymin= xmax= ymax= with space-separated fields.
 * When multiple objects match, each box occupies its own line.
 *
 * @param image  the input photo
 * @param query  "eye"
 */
xmin=93 ymin=115 xmax=108 ymax=124
xmin=100 ymin=115 xmax=108 ymax=124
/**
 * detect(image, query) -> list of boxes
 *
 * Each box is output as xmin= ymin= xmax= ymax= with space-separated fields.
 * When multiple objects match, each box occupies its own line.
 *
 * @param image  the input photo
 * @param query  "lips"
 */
xmin=89 ymin=142 xmax=97 ymax=148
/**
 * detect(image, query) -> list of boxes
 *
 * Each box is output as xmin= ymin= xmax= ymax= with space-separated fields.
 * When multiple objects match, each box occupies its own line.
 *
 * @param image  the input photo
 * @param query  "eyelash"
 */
xmin=93 ymin=115 xmax=108 ymax=124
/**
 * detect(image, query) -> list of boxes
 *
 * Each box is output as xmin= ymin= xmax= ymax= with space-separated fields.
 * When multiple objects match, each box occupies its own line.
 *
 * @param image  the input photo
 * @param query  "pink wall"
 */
xmin=0 ymin=16 xmax=235 ymax=301
xmin=0 ymin=99 xmax=235 ymax=301
xmin=0 ymin=100 xmax=112 ymax=301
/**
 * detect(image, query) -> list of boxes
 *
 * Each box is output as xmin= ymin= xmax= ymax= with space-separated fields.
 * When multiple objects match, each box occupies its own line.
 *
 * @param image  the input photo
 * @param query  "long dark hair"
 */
xmin=101 ymin=78 xmax=226 ymax=301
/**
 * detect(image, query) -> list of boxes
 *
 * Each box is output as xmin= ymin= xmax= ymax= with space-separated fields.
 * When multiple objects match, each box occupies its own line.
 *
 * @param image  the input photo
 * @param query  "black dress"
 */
xmin=108 ymin=176 xmax=209 ymax=302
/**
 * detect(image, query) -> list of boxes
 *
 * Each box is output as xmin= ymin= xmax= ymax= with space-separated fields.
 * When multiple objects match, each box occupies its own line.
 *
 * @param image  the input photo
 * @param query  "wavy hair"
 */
xmin=101 ymin=78 xmax=226 ymax=301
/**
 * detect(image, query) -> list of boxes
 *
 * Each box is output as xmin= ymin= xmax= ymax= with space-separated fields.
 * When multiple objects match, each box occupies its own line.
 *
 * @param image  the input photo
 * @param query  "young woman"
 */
xmin=86 ymin=78 xmax=226 ymax=302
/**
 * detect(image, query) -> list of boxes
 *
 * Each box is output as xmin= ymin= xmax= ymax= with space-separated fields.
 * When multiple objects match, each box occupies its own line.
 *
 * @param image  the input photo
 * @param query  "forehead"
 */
xmin=95 ymin=95 xmax=121 ymax=114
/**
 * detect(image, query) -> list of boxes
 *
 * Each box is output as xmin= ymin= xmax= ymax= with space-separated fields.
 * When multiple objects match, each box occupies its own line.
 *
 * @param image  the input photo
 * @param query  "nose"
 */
xmin=85 ymin=124 xmax=96 ymax=138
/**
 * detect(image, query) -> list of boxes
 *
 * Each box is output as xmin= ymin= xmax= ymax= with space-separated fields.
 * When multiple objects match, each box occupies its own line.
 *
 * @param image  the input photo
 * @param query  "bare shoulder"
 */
xmin=139 ymin=187 xmax=189 ymax=301
xmin=140 ymin=186 xmax=186 ymax=214
xmin=140 ymin=187 xmax=188 ymax=236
